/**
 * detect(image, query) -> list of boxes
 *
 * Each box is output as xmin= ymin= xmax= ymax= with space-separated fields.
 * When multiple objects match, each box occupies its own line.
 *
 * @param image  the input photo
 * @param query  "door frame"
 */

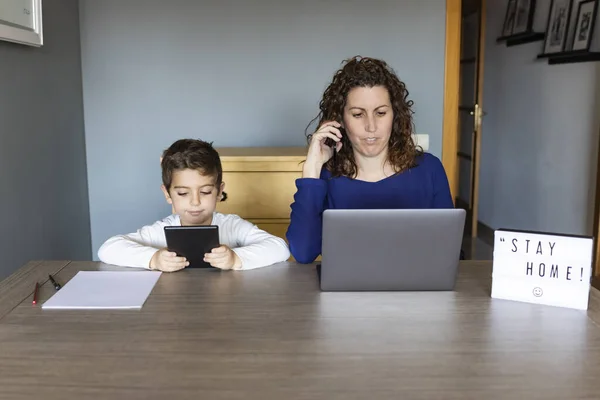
xmin=442 ymin=0 xmax=486 ymax=238
xmin=593 ymin=119 xmax=600 ymax=290
xmin=442 ymin=0 xmax=461 ymax=202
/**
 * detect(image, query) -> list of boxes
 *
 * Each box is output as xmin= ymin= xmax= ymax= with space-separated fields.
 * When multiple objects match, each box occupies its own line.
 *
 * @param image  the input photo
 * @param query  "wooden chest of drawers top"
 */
xmin=217 ymin=146 xmax=307 ymax=172
xmin=215 ymin=147 xmax=306 ymax=220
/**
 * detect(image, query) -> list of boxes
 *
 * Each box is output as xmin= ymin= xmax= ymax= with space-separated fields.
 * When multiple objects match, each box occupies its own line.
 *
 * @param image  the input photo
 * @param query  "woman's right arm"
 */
xmin=286 ymin=176 xmax=329 ymax=263
xmin=286 ymin=121 xmax=343 ymax=263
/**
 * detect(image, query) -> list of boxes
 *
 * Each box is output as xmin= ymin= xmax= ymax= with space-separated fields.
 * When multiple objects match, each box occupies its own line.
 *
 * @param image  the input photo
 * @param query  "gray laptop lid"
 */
xmin=320 ymin=208 xmax=466 ymax=291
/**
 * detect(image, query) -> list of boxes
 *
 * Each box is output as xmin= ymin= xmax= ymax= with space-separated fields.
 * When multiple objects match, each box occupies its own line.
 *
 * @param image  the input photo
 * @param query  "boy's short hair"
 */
xmin=161 ymin=139 xmax=223 ymax=192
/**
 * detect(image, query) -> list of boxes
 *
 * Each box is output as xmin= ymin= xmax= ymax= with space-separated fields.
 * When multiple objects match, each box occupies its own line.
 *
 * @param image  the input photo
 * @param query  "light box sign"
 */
xmin=491 ymin=229 xmax=594 ymax=310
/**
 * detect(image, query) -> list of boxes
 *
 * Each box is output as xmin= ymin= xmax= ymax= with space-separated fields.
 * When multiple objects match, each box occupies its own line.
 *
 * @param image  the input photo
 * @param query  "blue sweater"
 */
xmin=286 ymin=152 xmax=455 ymax=263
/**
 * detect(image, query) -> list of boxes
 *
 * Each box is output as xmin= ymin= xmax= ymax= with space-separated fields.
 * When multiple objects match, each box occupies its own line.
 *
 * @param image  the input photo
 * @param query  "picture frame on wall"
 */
xmin=512 ymin=0 xmax=537 ymax=35
xmin=502 ymin=0 xmax=518 ymax=36
xmin=501 ymin=0 xmax=537 ymax=37
xmin=565 ymin=0 xmax=589 ymax=49
xmin=541 ymin=0 xmax=573 ymax=54
xmin=0 ymin=0 xmax=43 ymax=47
xmin=571 ymin=0 xmax=598 ymax=51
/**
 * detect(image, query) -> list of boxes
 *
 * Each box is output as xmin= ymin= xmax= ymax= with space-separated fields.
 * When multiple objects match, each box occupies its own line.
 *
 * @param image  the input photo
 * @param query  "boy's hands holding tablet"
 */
xmin=149 ymin=249 xmax=190 ymax=272
xmin=204 ymin=245 xmax=242 ymax=270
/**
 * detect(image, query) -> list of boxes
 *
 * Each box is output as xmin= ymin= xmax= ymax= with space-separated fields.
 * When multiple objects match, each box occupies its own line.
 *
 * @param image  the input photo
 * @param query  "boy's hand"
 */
xmin=204 ymin=245 xmax=242 ymax=270
xmin=150 ymin=249 xmax=189 ymax=272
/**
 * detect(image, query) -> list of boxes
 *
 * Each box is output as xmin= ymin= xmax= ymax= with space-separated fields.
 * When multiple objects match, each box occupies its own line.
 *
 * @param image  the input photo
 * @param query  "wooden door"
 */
xmin=456 ymin=0 xmax=486 ymax=237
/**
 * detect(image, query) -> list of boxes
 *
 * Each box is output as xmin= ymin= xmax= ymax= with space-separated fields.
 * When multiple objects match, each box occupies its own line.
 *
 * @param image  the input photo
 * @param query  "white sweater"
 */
xmin=97 ymin=212 xmax=290 ymax=270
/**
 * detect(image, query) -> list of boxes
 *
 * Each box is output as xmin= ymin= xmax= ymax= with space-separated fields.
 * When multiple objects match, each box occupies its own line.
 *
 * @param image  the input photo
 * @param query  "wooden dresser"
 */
xmin=215 ymin=147 xmax=306 ymax=243
xmin=214 ymin=136 xmax=429 ymax=259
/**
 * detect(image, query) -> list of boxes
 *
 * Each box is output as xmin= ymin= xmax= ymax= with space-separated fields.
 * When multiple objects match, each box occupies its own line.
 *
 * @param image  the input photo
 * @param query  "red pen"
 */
xmin=32 ymin=282 xmax=39 ymax=305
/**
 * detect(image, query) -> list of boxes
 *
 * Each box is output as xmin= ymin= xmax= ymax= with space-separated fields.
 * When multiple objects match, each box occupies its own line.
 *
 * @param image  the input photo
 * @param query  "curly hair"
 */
xmin=161 ymin=138 xmax=227 ymax=201
xmin=306 ymin=56 xmax=422 ymax=178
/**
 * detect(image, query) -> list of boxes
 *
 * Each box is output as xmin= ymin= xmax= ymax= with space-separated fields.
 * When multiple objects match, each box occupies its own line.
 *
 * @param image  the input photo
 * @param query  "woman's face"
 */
xmin=342 ymin=85 xmax=394 ymax=159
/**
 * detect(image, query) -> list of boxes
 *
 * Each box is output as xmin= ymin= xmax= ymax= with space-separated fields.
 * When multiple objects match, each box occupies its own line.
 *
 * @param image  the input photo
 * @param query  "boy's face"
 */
xmin=161 ymin=168 xmax=224 ymax=226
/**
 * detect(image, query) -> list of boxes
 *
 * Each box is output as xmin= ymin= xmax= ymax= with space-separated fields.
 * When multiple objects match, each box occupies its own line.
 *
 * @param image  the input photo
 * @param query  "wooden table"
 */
xmin=1 ymin=260 xmax=600 ymax=399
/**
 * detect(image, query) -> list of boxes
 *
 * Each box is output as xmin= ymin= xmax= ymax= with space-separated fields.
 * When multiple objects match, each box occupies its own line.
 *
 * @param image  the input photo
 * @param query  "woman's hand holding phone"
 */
xmin=303 ymin=121 xmax=343 ymax=179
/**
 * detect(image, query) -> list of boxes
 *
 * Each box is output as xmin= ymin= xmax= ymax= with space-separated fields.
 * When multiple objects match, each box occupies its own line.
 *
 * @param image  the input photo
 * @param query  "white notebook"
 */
xmin=42 ymin=271 xmax=162 ymax=310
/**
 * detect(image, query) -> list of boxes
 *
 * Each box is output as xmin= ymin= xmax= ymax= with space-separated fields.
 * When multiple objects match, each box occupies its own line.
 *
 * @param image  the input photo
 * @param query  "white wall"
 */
xmin=79 ymin=0 xmax=448 ymax=257
xmin=479 ymin=0 xmax=600 ymax=236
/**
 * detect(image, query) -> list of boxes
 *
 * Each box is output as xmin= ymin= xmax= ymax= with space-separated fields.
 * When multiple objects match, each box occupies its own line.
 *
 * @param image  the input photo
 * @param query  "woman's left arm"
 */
xmin=431 ymin=156 xmax=455 ymax=208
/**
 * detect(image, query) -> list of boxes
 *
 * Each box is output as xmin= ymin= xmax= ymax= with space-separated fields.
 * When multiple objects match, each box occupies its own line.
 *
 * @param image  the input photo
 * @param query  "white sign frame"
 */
xmin=491 ymin=228 xmax=594 ymax=310
xmin=0 ymin=0 xmax=43 ymax=47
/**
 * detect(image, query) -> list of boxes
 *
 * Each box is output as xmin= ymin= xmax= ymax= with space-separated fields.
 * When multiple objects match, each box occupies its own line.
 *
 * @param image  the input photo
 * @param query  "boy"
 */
xmin=98 ymin=139 xmax=291 ymax=272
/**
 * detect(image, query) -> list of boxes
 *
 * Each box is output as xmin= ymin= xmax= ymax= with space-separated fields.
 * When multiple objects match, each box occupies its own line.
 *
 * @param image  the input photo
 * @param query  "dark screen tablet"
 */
xmin=164 ymin=225 xmax=220 ymax=268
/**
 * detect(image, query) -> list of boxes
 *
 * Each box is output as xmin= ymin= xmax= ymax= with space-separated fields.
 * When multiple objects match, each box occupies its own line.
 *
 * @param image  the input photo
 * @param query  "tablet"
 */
xmin=164 ymin=225 xmax=220 ymax=268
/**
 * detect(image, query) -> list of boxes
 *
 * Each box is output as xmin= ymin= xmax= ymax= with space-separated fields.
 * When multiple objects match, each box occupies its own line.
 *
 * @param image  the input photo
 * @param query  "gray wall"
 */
xmin=0 ymin=0 xmax=91 ymax=279
xmin=79 ymin=0 xmax=448 ymax=258
xmin=479 ymin=0 xmax=600 ymax=236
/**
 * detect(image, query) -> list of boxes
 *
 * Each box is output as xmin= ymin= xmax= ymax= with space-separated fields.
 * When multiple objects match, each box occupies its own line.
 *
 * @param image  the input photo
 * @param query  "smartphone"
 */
xmin=324 ymin=124 xmax=345 ymax=149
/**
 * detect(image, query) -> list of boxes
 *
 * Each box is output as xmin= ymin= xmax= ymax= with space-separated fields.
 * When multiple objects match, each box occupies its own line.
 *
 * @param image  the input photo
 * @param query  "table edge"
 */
xmin=3 ymin=260 xmax=600 ymax=325
xmin=0 ymin=260 xmax=71 ymax=320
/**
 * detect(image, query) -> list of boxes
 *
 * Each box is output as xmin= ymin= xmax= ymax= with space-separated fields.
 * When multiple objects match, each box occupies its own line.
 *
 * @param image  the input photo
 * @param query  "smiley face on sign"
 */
xmin=532 ymin=287 xmax=543 ymax=297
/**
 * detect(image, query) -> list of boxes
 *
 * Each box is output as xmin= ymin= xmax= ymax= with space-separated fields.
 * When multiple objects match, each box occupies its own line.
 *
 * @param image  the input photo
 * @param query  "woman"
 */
xmin=286 ymin=56 xmax=454 ymax=264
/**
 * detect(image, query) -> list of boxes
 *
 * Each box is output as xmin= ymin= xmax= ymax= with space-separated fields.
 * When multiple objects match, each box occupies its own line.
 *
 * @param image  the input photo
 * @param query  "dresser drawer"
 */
xmin=213 ymin=147 xmax=307 ymax=262
xmin=217 ymin=171 xmax=301 ymax=219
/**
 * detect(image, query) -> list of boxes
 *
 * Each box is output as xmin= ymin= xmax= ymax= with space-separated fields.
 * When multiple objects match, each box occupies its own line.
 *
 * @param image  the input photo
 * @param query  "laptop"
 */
xmin=319 ymin=208 xmax=466 ymax=291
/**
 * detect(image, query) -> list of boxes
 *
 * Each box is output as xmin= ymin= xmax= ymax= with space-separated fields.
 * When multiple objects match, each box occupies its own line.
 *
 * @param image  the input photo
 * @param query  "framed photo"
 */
xmin=513 ymin=0 xmax=537 ymax=35
xmin=502 ymin=0 xmax=518 ymax=36
xmin=572 ymin=0 xmax=598 ymax=50
xmin=565 ymin=0 xmax=588 ymax=48
xmin=542 ymin=0 xmax=573 ymax=54
xmin=0 ymin=0 xmax=43 ymax=47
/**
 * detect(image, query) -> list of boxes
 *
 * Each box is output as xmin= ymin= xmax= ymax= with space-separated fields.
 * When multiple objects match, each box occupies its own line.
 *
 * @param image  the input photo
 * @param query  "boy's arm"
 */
xmin=228 ymin=218 xmax=291 ymax=270
xmin=97 ymin=221 xmax=168 ymax=269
